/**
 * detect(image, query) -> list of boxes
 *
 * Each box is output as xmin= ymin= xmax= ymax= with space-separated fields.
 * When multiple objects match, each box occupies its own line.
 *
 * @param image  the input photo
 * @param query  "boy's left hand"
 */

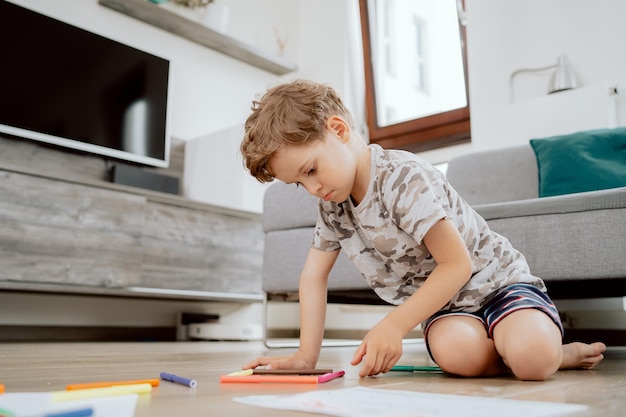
xmin=351 ymin=322 xmax=404 ymax=377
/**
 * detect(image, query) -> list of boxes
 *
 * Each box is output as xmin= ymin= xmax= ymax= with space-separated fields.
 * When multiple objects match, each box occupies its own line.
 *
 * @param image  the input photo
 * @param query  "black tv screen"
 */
xmin=0 ymin=1 xmax=171 ymax=168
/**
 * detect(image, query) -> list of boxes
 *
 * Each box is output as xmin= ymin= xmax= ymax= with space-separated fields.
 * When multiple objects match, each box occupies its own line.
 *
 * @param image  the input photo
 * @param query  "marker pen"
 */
xmin=160 ymin=372 xmax=197 ymax=388
xmin=317 ymin=370 xmax=345 ymax=383
xmin=50 ymin=384 xmax=152 ymax=402
xmin=66 ymin=378 xmax=160 ymax=390
xmin=389 ymin=365 xmax=442 ymax=372
xmin=43 ymin=407 xmax=94 ymax=417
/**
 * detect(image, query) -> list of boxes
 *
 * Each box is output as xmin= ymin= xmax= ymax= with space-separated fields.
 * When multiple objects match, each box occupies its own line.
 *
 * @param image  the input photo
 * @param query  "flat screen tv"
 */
xmin=0 ymin=1 xmax=171 ymax=168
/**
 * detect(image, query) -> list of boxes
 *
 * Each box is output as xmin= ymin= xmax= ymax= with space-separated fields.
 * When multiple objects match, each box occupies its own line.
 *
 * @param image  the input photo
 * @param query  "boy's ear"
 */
xmin=326 ymin=116 xmax=350 ymax=143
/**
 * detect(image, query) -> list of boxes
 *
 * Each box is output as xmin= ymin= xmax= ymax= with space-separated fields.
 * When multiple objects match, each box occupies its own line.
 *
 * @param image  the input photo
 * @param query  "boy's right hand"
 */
xmin=242 ymin=350 xmax=317 ymax=371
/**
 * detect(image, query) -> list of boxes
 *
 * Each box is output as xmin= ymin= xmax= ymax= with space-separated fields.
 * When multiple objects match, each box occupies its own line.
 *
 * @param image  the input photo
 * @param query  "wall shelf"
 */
xmin=99 ymin=0 xmax=297 ymax=75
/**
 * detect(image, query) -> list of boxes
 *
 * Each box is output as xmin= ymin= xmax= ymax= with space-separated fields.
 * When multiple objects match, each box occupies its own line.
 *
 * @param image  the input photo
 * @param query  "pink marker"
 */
xmin=317 ymin=370 xmax=345 ymax=383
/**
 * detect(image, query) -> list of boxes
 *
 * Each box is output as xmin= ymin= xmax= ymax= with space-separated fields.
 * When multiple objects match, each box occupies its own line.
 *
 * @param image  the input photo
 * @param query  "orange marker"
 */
xmin=66 ymin=378 xmax=160 ymax=390
xmin=0 ymin=383 xmax=5 ymax=394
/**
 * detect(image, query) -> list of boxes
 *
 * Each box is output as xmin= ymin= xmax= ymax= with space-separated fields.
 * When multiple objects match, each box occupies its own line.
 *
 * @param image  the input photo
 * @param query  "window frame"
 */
xmin=359 ymin=0 xmax=471 ymax=153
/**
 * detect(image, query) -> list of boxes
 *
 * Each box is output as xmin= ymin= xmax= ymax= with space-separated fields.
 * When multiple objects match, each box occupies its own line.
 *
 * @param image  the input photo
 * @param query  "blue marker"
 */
xmin=44 ymin=407 xmax=94 ymax=417
xmin=160 ymin=372 xmax=197 ymax=388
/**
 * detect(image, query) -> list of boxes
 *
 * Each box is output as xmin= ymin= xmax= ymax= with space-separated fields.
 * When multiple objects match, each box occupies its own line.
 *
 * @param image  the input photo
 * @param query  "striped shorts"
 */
xmin=424 ymin=283 xmax=564 ymax=344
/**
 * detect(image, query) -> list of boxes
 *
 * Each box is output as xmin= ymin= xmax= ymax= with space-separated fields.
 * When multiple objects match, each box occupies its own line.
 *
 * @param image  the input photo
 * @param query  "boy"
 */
xmin=240 ymin=79 xmax=606 ymax=380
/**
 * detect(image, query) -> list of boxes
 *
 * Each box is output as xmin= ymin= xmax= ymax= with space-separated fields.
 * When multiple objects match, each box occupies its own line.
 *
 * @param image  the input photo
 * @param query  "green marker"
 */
xmin=390 ymin=365 xmax=443 ymax=372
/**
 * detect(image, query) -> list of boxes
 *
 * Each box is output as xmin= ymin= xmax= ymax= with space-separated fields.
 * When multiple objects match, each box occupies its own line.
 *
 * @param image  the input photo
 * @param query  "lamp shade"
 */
xmin=548 ymin=55 xmax=578 ymax=94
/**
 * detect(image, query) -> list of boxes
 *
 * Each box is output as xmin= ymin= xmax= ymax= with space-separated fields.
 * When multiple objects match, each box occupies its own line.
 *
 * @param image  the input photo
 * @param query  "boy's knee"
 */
xmin=505 ymin=341 xmax=562 ymax=381
xmin=510 ymin=361 xmax=556 ymax=381
xmin=435 ymin=350 xmax=491 ymax=377
xmin=429 ymin=330 xmax=496 ymax=377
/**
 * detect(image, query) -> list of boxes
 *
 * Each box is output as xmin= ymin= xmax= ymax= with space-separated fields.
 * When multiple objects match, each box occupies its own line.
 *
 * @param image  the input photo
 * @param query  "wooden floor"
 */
xmin=1 ymin=340 xmax=625 ymax=416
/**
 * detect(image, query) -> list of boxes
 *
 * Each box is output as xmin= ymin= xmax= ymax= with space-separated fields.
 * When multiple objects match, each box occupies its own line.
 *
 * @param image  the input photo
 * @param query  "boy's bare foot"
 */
xmin=560 ymin=342 xmax=606 ymax=370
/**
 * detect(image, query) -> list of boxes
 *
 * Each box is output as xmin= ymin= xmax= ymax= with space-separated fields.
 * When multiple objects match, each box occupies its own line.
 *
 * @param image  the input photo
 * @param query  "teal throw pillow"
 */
xmin=529 ymin=127 xmax=626 ymax=197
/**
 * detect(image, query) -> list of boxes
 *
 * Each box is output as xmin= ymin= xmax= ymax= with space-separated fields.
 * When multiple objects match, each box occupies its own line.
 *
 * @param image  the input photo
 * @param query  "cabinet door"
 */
xmin=140 ymin=201 xmax=264 ymax=294
xmin=0 ymin=171 xmax=144 ymax=288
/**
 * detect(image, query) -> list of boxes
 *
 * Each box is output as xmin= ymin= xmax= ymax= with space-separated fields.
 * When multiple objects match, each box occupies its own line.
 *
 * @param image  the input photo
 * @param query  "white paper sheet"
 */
xmin=0 ymin=392 xmax=138 ymax=417
xmin=234 ymin=387 xmax=588 ymax=417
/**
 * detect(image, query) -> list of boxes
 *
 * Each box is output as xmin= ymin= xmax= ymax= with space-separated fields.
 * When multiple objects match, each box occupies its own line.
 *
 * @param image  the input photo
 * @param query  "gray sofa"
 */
xmin=262 ymin=180 xmax=373 ymax=303
xmin=261 ymin=144 xmax=626 ymax=308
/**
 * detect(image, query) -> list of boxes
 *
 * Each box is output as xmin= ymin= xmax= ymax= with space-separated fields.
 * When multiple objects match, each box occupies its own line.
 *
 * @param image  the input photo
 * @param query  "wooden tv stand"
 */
xmin=0 ymin=135 xmax=264 ymax=303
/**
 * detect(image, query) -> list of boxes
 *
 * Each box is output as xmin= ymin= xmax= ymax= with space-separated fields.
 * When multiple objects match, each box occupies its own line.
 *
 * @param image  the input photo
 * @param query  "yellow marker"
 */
xmin=51 ymin=383 xmax=152 ymax=402
xmin=227 ymin=369 xmax=254 ymax=376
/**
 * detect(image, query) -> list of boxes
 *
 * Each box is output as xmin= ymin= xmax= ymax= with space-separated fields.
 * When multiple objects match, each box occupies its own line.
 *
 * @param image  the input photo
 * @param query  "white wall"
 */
xmin=184 ymin=124 xmax=270 ymax=213
xmin=10 ymin=0 xmax=362 ymax=213
xmin=12 ymin=0 xmax=626 ymax=206
xmin=466 ymin=0 xmax=626 ymax=150
xmin=182 ymin=0 xmax=364 ymax=213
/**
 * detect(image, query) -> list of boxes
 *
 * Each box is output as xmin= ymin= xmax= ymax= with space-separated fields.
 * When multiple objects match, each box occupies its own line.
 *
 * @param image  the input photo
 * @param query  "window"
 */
xmin=359 ymin=0 xmax=470 ymax=152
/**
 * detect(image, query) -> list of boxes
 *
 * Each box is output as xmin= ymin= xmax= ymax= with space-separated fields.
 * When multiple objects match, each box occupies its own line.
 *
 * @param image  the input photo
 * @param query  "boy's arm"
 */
xmin=242 ymin=247 xmax=337 ymax=370
xmin=352 ymin=218 xmax=473 ymax=377
xmin=296 ymin=247 xmax=338 ymax=365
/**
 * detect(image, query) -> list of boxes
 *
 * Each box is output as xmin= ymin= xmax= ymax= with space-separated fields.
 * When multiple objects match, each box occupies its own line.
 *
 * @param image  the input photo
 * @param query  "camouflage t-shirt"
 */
xmin=312 ymin=144 xmax=545 ymax=313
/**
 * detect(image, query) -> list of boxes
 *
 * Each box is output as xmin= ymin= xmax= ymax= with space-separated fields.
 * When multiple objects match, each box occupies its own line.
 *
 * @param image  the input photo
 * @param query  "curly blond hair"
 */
xmin=240 ymin=79 xmax=355 ymax=183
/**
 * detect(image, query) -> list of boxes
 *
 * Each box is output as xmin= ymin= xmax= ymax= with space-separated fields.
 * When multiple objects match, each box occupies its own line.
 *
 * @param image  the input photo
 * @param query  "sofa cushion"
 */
xmin=530 ymin=127 xmax=626 ymax=198
xmin=485 ymin=206 xmax=626 ymax=283
xmin=263 ymin=181 xmax=318 ymax=232
xmin=446 ymin=145 xmax=538 ymax=205
xmin=475 ymin=186 xmax=626 ymax=221
xmin=263 ymin=228 xmax=368 ymax=293
xmin=472 ymin=186 xmax=626 ymax=284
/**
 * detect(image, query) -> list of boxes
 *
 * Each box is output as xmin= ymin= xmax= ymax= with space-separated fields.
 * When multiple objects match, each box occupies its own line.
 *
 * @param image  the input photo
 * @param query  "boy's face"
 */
xmin=268 ymin=127 xmax=360 ymax=203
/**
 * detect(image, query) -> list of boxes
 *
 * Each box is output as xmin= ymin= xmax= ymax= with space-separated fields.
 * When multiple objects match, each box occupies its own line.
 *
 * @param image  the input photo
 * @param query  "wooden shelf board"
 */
xmin=99 ymin=0 xmax=296 ymax=75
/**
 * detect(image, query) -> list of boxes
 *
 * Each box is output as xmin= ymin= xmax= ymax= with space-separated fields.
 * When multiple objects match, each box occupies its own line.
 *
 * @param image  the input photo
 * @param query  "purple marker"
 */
xmin=160 ymin=372 xmax=197 ymax=388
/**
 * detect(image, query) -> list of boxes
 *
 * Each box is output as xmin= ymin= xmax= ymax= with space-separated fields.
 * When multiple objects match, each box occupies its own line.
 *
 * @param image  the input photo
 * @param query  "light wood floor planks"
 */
xmin=0 ymin=341 xmax=624 ymax=416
